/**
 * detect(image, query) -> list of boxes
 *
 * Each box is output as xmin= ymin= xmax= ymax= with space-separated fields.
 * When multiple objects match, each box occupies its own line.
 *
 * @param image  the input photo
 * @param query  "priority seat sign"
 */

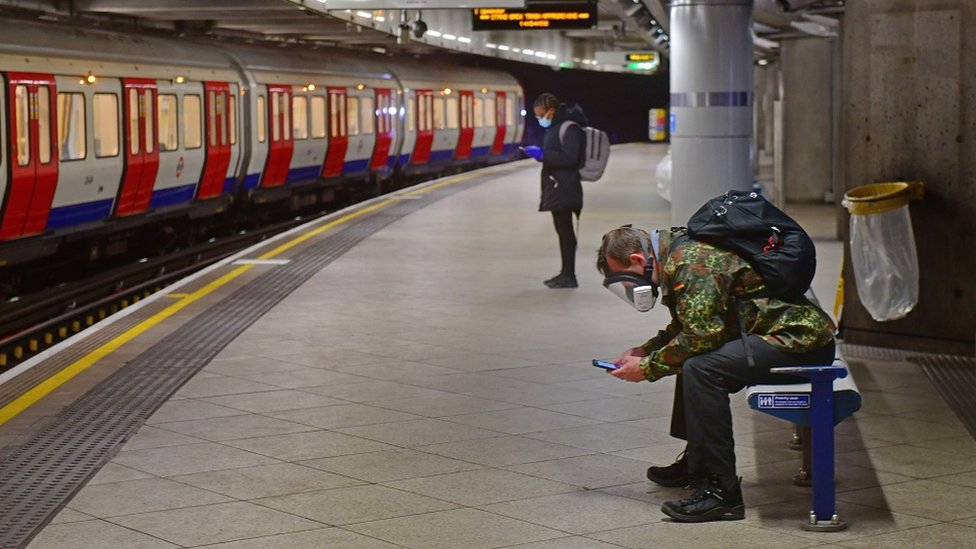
xmin=757 ymin=393 xmax=811 ymax=409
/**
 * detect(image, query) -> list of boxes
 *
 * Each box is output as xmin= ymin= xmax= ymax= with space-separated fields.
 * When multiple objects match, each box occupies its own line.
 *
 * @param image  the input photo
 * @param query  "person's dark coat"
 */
xmin=538 ymin=103 xmax=587 ymax=212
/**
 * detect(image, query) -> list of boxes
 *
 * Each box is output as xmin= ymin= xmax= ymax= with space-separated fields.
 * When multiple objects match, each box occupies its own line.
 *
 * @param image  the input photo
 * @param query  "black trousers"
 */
xmin=667 ymin=335 xmax=835 ymax=480
xmin=551 ymin=210 xmax=579 ymax=277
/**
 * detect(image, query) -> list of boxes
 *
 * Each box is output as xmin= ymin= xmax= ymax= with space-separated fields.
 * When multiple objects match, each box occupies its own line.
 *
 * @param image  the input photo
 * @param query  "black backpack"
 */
xmin=685 ymin=190 xmax=816 ymax=300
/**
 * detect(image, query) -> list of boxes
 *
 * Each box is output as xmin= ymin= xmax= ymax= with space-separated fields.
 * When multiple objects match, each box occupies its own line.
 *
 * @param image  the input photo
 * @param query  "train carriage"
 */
xmin=0 ymin=17 xmax=524 ymax=292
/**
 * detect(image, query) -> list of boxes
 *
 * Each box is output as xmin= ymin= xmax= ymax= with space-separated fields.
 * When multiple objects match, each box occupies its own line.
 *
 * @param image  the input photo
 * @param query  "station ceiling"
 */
xmin=2 ymin=0 xmax=842 ymax=73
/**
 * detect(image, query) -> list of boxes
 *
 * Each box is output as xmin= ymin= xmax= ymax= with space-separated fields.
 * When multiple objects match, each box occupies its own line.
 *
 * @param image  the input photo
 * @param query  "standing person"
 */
xmin=596 ymin=225 xmax=835 ymax=522
xmin=522 ymin=93 xmax=587 ymax=289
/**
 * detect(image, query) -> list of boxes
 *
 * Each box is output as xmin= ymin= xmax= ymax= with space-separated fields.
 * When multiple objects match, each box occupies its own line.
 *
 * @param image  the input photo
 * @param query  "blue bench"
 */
xmin=745 ymin=350 xmax=861 ymax=531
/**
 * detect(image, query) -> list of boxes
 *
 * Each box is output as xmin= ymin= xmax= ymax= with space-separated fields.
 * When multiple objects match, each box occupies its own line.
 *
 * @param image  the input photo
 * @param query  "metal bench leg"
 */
xmin=804 ymin=372 xmax=847 ymax=532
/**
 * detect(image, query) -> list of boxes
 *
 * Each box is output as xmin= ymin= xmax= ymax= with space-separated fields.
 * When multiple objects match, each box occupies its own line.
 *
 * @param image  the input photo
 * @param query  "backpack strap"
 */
xmin=558 ymin=120 xmax=579 ymax=145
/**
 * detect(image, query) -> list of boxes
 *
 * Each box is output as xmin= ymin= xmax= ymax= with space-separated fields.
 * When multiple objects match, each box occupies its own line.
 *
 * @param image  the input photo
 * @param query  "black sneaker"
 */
xmin=545 ymin=274 xmax=578 ymax=288
xmin=544 ymin=274 xmax=562 ymax=286
xmin=646 ymin=451 xmax=690 ymax=487
xmin=661 ymin=476 xmax=745 ymax=522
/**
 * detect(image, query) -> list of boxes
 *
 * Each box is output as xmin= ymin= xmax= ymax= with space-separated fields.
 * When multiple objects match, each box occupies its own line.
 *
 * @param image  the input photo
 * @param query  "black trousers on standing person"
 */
xmin=666 ymin=335 xmax=835 ymax=482
xmin=551 ymin=209 xmax=579 ymax=277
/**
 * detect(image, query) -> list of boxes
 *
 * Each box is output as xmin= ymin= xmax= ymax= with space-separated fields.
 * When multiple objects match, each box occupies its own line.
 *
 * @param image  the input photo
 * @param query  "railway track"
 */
xmin=0 ymin=217 xmax=308 ymax=373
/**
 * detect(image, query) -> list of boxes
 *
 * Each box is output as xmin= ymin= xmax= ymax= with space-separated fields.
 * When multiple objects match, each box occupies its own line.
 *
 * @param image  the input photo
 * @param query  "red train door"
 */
xmin=197 ymin=82 xmax=232 ymax=198
xmin=261 ymin=84 xmax=293 ymax=187
xmin=491 ymin=91 xmax=507 ymax=155
xmin=410 ymin=90 xmax=433 ymax=164
xmin=455 ymin=90 xmax=474 ymax=159
xmin=322 ymin=87 xmax=347 ymax=177
xmin=0 ymin=73 xmax=57 ymax=239
xmin=369 ymin=88 xmax=393 ymax=170
xmin=116 ymin=78 xmax=159 ymax=215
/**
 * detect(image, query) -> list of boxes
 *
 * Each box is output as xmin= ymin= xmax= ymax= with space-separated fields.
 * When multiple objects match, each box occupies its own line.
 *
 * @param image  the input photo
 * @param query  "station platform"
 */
xmin=3 ymin=144 xmax=975 ymax=548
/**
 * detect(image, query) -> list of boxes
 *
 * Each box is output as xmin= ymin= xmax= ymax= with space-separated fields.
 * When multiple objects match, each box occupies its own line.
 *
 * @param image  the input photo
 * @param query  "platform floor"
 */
xmin=22 ymin=144 xmax=976 ymax=548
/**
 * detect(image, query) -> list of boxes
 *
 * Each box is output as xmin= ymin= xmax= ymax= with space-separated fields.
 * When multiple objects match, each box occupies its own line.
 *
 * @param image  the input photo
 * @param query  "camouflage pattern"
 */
xmin=638 ymin=229 xmax=836 ymax=382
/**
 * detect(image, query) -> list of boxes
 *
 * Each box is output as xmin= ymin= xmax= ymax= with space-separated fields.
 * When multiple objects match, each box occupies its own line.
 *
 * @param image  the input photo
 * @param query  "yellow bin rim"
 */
xmin=842 ymin=181 xmax=924 ymax=215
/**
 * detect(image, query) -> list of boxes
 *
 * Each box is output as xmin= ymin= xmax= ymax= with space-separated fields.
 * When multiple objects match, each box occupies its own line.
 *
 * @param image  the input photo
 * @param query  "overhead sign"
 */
xmin=294 ymin=0 xmax=526 ymax=9
xmin=472 ymin=3 xmax=597 ymax=30
xmin=595 ymin=51 xmax=661 ymax=72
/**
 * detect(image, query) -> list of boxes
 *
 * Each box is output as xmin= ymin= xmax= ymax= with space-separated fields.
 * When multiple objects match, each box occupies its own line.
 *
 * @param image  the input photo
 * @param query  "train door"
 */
xmin=369 ymin=88 xmax=393 ymax=171
xmin=491 ymin=91 xmax=507 ymax=155
xmin=197 ymin=82 xmax=231 ymax=199
xmin=0 ymin=73 xmax=57 ymax=239
xmin=260 ymin=84 xmax=292 ymax=187
xmin=455 ymin=90 xmax=474 ymax=159
xmin=322 ymin=87 xmax=347 ymax=177
xmin=115 ymin=78 xmax=159 ymax=215
xmin=410 ymin=90 xmax=433 ymax=164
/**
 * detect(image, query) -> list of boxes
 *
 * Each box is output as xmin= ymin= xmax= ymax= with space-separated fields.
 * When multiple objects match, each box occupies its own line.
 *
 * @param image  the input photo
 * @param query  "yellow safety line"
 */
xmin=0 ymin=171 xmax=479 ymax=426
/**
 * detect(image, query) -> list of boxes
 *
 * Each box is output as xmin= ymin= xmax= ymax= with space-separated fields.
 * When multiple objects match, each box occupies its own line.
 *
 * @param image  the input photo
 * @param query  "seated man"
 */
xmin=597 ymin=226 xmax=835 ymax=522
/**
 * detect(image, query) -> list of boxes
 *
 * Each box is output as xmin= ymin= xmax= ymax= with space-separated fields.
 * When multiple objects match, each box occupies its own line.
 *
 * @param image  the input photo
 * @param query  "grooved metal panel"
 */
xmin=0 ymin=179 xmax=477 ymax=549
xmin=911 ymin=355 xmax=976 ymax=441
xmin=839 ymin=342 xmax=914 ymax=361
xmin=0 ymin=301 xmax=171 ymax=410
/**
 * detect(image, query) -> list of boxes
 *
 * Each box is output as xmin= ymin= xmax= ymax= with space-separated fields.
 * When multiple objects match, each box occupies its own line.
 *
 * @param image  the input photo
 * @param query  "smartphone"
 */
xmin=592 ymin=359 xmax=619 ymax=371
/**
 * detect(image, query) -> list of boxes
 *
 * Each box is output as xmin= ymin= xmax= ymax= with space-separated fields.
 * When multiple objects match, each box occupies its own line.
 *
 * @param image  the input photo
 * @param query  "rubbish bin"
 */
xmin=841 ymin=181 xmax=924 ymax=322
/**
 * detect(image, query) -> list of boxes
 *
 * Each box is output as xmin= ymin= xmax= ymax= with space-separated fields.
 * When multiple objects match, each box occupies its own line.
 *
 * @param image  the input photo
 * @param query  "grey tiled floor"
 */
xmin=28 ymin=145 xmax=976 ymax=548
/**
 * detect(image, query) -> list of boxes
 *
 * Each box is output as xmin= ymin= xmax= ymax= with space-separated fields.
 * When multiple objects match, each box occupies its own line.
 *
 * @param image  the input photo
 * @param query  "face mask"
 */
xmin=537 ymin=116 xmax=552 ymax=129
xmin=602 ymin=228 xmax=660 ymax=312
xmin=603 ymin=271 xmax=659 ymax=312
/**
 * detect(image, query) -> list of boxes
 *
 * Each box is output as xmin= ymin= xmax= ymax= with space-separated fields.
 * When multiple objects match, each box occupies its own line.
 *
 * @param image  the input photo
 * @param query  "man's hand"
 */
xmin=522 ymin=145 xmax=543 ymax=161
xmin=610 ymin=355 xmax=647 ymax=382
xmin=613 ymin=346 xmax=647 ymax=364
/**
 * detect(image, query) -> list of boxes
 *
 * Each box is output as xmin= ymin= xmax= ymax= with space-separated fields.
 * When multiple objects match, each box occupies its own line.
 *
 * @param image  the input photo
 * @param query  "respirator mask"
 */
xmin=602 ymin=228 xmax=660 ymax=312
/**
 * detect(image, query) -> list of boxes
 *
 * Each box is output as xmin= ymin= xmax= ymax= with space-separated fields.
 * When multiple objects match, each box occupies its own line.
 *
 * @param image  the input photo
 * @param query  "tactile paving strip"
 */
xmin=0 ymin=178 xmax=480 ymax=548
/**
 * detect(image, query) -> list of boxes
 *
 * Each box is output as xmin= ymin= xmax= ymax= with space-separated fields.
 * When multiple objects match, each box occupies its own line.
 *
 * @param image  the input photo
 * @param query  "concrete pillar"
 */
xmin=668 ymin=0 xmax=754 ymax=227
xmin=781 ymin=36 xmax=834 ymax=203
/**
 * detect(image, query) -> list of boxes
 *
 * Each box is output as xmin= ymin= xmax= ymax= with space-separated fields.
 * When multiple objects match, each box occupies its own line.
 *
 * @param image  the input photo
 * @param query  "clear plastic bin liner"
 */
xmin=843 ymin=182 xmax=924 ymax=322
xmin=848 ymin=204 xmax=919 ymax=321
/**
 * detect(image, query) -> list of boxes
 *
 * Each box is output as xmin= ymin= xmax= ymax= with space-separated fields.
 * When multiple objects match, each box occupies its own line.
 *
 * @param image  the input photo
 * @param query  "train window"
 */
xmin=361 ymin=96 xmax=374 ymax=135
xmin=208 ymin=90 xmax=217 ymax=147
xmin=407 ymin=96 xmax=415 ymax=132
xmin=158 ymin=94 xmax=178 ymax=151
xmin=37 ymin=86 xmax=52 ymax=164
xmin=14 ymin=86 xmax=29 ymax=166
xmin=270 ymin=92 xmax=280 ymax=142
xmin=461 ymin=95 xmax=470 ymax=129
xmin=433 ymin=97 xmax=445 ymax=130
xmin=216 ymin=91 xmax=227 ymax=146
xmin=256 ymin=95 xmax=266 ymax=143
xmin=57 ymin=92 xmax=86 ymax=160
xmin=445 ymin=96 xmax=458 ymax=130
xmin=182 ymin=94 xmax=202 ymax=149
xmin=311 ymin=96 xmax=326 ymax=138
xmin=507 ymin=96 xmax=516 ymax=127
xmin=145 ymin=90 xmax=155 ymax=154
xmin=281 ymin=93 xmax=291 ymax=141
xmin=93 ymin=93 xmax=120 ymax=157
xmin=473 ymin=97 xmax=484 ymax=128
xmin=416 ymin=96 xmax=426 ymax=132
xmin=292 ymin=95 xmax=309 ymax=140
xmin=130 ymin=89 xmax=141 ymax=155
xmin=484 ymin=98 xmax=496 ymax=128
xmin=228 ymin=94 xmax=237 ymax=145
xmin=347 ymin=96 xmax=360 ymax=136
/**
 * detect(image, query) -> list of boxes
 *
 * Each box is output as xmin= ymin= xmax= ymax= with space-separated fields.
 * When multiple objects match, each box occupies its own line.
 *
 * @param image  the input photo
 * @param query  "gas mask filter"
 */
xmin=602 ymin=228 xmax=660 ymax=312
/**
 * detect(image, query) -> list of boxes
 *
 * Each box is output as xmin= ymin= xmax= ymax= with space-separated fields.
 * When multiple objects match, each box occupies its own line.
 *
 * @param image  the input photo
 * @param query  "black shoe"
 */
xmin=545 ymin=274 xmax=578 ymax=288
xmin=661 ymin=476 xmax=745 ymax=522
xmin=544 ymin=274 xmax=562 ymax=286
xmin=646 ymin=451 xmax=691 ymax=487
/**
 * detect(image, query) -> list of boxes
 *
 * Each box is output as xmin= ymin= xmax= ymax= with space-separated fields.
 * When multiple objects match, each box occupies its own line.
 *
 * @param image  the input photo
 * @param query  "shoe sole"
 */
xmin=660 ymin=502 xmax=745 ymax=522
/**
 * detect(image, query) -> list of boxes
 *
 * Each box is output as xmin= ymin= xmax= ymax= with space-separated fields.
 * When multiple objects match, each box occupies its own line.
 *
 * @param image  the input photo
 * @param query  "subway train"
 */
xmin=0 ymin=19 xmax=524 ymax=295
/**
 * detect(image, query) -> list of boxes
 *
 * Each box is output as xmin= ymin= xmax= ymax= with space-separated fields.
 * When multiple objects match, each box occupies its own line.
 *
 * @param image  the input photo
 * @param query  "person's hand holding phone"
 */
xmin=522 ymin=145 xmax=543 ymax=161
xmin=610 ymin=355 xmax=647 ymax=382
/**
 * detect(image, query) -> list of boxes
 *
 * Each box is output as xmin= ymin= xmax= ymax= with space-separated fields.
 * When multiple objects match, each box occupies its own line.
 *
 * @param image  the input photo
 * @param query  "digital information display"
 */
xmin=472 ymin=3 xmax=597 ymax=30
